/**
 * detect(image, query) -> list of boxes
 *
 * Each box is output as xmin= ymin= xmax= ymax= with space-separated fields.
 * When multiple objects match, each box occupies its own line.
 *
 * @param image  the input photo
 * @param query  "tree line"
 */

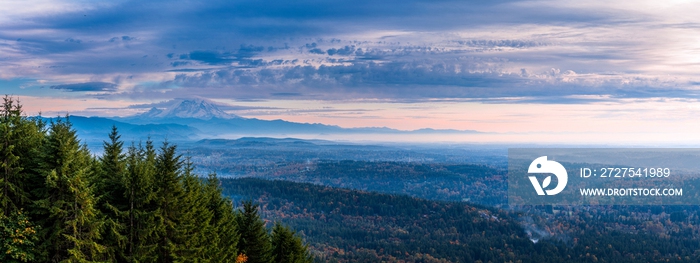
xmin=223 ymin=178 xmax=700 ymax=263
xmin=0 ymin=96 xmax=312 ymax=263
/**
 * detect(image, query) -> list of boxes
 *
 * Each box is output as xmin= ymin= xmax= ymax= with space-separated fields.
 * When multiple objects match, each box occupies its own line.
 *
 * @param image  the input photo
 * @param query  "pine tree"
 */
xmin=270 ymin=222 xmax=313 ymax=263
xmin=96 ymin=126 xmax=128 ymax=261
xmin=0 ymin=96 xmax=44 ymax=261
xmin=0 ymin=96 xmax=23 ymax=215
xmin=171 ymin=157 xmax=214 ymax=262
xmin=98 ymin=126 xmax=127 ymax=202
xmin=205 ymin=173 xmax=239 ymax=263
xmin=0 ymin=97 xmax=315 ymax=263
xmin=0 ymin=96 xmax=43 ymax=216
xmin=34 ymin=118 xmax=107 ymax=262
xmin=124 ymin=140 xmax=159 ymax=263
xmin=152 ymin=141 xmax=184 ymax=263
xmin=19 ymin=114 xmax=47 ymax=232
xmin=236 ymin=201 xmax=273 ymax=263
xmin=0 ymin=98 xmax=312 ymax=263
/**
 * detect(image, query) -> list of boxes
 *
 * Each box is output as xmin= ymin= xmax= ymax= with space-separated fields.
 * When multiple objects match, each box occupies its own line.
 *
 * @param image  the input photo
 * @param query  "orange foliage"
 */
xmin=235 ymin=253 xmax=248 ymax=263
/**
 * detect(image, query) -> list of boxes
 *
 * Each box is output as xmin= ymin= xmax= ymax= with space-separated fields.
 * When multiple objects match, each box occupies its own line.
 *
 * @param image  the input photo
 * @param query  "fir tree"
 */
xmin=236 ymin=201 xmax=273 ymax=263
xmin=152 ymin=141 xmax=184 ymax=263
xmin=124 ymin=140 xmax=158 ymax=263
xmin=0 ymin=96 xmax=44 ymax=261
xmin=270 ymin=222 xmax=313 ymax=263
xmin=0 ymin=96 xmax=23 ymax=215
xmin=35 ymin=118 xmax=107 ymax=262
xmin=97 ymin=126 xmax=128 ymax=262
xmin=171 ymin=157 xmax=213 ymax=262
xmin=205 ymin=173 xmax=239 ymax=263
xmin=98 ymin=126 xmax=127 ymax=204
xmin=0 ymin=97 xmax=312 ymax=263
xmin=0 ymin=96 xmax=43 ymax=216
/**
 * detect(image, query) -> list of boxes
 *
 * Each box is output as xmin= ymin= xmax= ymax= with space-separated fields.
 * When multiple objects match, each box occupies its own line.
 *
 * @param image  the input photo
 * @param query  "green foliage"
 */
xmin=224 ymin=178 xmax=700 ymax=263
xmin=0 ymin=211 xmax=38 ymax=263
xmin=97 ymin=126 xmax=128 ymax=262
xmin=35 ymin=118 xmax=107 ymax=262
xmin=152 ymin=141 xmax=184 ymax=263
xmin=98 ymin=126 xmax=128 ymax=207
xmin=170 ymin=157 xmax=214 ymax=261
xmin=0 ymin=96 xmax=314 ymax=263
xmin=205 ymin=173 xmax=239 ymax=263
xmin=0 ymin=96 xmax=45 ymax=216
xmin=236 ymin=201 xmax=273 ymax=263
xmin=271 ymin=222 xmax=312 ymax=263
xmin=249 ymin=160 xmax=507 ymax=205
xmin=123 ymin=140 xmax=159 ymax=263
xmin=0 ymin=96 xmax=24 ymax=215
xmin=0 ymin=96 xmax=44 ymax=262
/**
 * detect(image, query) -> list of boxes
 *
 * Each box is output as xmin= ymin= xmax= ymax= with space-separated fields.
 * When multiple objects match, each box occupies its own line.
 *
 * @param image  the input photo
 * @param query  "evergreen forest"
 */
xmin=0 ymin=97 xmax=312 ymax=263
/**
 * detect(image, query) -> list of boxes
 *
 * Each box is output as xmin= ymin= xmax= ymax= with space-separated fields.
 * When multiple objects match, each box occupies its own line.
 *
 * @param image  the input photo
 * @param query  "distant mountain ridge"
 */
xmin=50 ymin=99 xmax=483 ymax=147
xmin=119 ymin=98 xmax=480 ymax=135
xmin=40 ymin=116 xmax=202 ymax=153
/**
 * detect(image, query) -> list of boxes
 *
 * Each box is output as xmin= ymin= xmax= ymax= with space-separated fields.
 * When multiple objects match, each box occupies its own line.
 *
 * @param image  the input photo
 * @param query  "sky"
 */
xmin=2 ymin=0 xmax=700 ymax=144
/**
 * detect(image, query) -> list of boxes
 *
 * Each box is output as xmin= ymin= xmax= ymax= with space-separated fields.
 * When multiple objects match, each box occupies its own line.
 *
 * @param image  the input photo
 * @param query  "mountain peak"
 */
xmin=136 ymin=98 xmax=238 ymax=120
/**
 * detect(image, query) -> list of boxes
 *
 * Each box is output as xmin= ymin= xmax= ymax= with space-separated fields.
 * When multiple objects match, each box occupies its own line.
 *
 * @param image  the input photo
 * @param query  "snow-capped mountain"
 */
xmin=113 ymin=98 xmax=479 ymax=137
xmin=137 ymin=98 xmax=238 ymax=120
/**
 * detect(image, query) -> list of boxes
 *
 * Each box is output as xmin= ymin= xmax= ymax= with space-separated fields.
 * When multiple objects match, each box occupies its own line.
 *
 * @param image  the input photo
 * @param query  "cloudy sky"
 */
xmin=2 ymin=0 xmax=700 ymax=143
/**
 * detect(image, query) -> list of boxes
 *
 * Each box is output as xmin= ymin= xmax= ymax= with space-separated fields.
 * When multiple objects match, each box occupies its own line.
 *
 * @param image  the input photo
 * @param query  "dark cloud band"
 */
xmin=50 ymin=82 xmax=117 ymax=92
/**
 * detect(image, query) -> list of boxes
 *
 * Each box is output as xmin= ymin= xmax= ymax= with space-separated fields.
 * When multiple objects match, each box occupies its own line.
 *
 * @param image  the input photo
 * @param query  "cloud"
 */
xmin=155 ymin=55 xmax=696 ymax=102
xmin=109 ymin=35 xmax=136 ymax=42
xmin=2 ymin=0 xmax=700 ymax=105
xmin=50 ymin=82 xmax=117 ymax=92
xmin=309 ymin=48 xmax=325 ymax=55
xmin=327 ymin=46 xmax=355 ymax=56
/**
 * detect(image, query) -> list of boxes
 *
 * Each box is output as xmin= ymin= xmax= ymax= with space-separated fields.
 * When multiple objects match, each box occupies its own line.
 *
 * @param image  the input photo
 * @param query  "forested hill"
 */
xmin=0 ymin=97 xmax=312 ymax=263
xmin=222 ymin=178 xmax=529 ymax=262
xmin=255 ymin=160 xmax=507 ymax=205
xmin=223 ymin=178 xmax=700 ymax=263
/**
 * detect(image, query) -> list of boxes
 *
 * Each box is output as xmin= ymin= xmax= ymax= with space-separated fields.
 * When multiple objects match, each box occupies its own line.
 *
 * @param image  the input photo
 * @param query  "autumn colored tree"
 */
xmin=0 ymin=211 xmax=38 ymax=263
